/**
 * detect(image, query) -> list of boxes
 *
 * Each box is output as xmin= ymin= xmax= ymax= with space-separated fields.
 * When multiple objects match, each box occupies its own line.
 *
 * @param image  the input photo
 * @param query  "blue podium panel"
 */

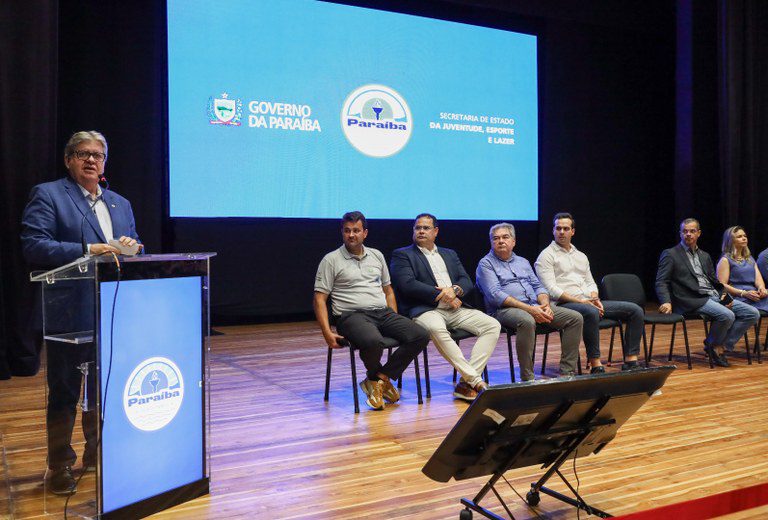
xmin=99 ymin=276 xmax=204 ymax=514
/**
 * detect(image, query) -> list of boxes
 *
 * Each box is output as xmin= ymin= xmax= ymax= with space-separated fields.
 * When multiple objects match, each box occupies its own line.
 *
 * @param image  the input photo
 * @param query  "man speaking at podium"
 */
xmin=20 ymin=130 xmax=141 ymax=494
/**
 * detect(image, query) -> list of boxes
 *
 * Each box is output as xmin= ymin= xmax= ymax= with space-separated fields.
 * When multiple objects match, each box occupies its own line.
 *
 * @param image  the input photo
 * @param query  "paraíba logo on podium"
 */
xmin=341 ymin=84 xmax=412 ymax=157
xmin=123 ymin=357 xmax=184 ymax=431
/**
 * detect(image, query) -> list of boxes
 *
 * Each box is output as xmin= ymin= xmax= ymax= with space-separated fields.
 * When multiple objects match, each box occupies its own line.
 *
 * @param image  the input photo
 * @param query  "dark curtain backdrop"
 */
xmin=0 ymin=1 xmax=59 ymax=378
xmin=718 ymin=0 xmax=768 ymax=247
xmin=1 ymin=0 xmax=765 ymax=377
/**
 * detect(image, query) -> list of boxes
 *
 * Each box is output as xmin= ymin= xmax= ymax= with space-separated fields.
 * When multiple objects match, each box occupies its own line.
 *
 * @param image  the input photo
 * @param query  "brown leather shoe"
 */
xmin=381 ymin=378 xmax=400 ymax=403
xmin=359 ymin=379 xmax=385 ymax=410
xmin=453 ymin=381 xmax=478 ymax=401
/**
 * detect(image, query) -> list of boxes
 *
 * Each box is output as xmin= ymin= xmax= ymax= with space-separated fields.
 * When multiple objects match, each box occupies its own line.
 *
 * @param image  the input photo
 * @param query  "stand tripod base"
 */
xmin=459 ymin=497 xmax=506 ymax=520
xmin=530 ymin=485 xmax=612 ymax=518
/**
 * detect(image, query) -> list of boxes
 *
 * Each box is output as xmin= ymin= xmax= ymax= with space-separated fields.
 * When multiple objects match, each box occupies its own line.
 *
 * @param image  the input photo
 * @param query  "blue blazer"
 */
xmin=21 ymin=176 xmax=140 ymax=268
xmin=390 ymin=244 xmax=474 ymax=318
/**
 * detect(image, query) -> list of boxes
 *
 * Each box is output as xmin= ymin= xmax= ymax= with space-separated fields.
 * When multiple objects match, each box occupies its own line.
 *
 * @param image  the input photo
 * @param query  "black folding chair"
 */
xmin=600 ymin=274 xmax=659 ymax=367
xmin=322 ymin=302 xmax=423 ymax=413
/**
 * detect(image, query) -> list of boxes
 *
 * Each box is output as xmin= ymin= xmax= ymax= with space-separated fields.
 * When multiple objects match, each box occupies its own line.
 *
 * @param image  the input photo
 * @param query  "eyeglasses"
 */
xmin=492 ymin=234 xmax=513 ymax=241
xmin=414 ymin=225 xmax=434 ymax=231
xmin=70 ymin=150 xmax=107 ymax=162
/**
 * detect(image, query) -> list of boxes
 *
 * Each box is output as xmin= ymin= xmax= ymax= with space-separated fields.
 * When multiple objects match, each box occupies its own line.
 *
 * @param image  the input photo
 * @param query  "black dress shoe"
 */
xmin=704 ymin=346 xmax=728 ymax=367
xmin=47 ymin=466 xmax=76 ymax=495
xmin=590 ymin=365 xmax=606 ymax=374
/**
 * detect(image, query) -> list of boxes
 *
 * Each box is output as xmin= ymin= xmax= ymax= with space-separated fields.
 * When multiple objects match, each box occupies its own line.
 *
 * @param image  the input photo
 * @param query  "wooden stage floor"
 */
xmin=1 ymin=319 xmax=768 ymax=519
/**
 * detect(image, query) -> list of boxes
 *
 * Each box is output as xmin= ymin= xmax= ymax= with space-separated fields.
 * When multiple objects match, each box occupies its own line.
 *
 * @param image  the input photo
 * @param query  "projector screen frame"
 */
xmin=163 ymin=0 xmax=545 ymax=224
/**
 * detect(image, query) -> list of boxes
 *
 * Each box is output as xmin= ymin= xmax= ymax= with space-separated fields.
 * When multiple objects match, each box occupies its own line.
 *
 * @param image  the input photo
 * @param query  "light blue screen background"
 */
xmin=168 ymin=0 xmax=538 ymax=219
xmin=99 ymin=277 xmax=203 ymax=513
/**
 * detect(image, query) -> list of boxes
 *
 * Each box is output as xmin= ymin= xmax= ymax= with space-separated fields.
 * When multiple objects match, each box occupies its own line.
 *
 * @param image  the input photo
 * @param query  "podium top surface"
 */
xmin=30 ymin=252 xmax=217 ymax=283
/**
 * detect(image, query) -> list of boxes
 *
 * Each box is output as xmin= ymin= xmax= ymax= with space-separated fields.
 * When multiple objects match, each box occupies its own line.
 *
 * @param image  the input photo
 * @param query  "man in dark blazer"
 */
xmin=20 ymin=131 xmax=141 ymax=495
xmin=391 ymin=214 xmax=500 ymax=401
xmin=656 ymin=218 xmax=759 ymax=367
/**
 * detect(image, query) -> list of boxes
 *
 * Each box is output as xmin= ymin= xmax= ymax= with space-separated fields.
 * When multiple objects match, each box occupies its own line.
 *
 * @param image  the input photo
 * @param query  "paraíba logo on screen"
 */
xmin=123 ymin=357 xmax=184 ymax=431
xmin=207 ymin=93 xmax=243 ymax=126
xmin=341 ymin=84 xmax=412 ymax=157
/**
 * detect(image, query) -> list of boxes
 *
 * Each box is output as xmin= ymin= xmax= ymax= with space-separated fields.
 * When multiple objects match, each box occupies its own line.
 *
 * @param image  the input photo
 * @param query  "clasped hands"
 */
xmin=527 ymin=302 xmax=554 ymax=323
xmin=583 ymin=296 xmax=605 ymax=317
xmin=434 ymin=285 xmax=462 ymax=309
xmin=742 ymin=288 xmax=767 ymax=302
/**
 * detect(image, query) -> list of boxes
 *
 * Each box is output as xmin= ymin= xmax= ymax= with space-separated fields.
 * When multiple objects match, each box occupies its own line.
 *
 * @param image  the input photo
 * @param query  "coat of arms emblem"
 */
xmin=207 ymin=93 xmax=243 ymax=125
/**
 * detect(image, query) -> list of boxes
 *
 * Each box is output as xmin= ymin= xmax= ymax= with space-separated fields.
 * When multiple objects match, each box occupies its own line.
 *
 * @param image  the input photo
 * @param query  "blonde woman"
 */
xmin=716 ymin=226 xmax=768 ymax=312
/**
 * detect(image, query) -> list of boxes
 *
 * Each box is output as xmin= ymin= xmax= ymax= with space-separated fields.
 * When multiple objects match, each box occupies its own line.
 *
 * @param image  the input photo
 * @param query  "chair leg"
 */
xmin=756 ymin=320 xmax=763 ymax=363
xmin=681 ymin=320 xmax=692 ymax=369
xmin=743 ymin=330 xmax=753 ymax=365
xmin=607 ymin=327 xmax=615 ymax=366
xmin=452 ymin=367 xmax=457 ymax=384
xmin=349 ymin=347 xmax=360 ymax=414
xmin=422 ymin=345 xmax=431 ymax=399
xmin=606 ymin=327 xmax=616 ymax=366
xmin=617 ymin=322 xmax=626 ymax=363
xmin=667 ymin=323 xmax=676 ymax=363
xmin=389 ymin=347 xmax=402 ymax=391
xmin=702 ymin=319 xmax=714 ymax=369
xmin=540 ymin=333 xmax=549 ymax=376
xmin=763 ymin=316 xmax=768 ymax=351
xmin=666 ymin=322 xmax=675 ymax=362
xmin=413 ymin=353 xmax=423 ymax=405
xmin=641 ymin=327 xmax=649 ymax=366
xmin=639 ymin=327 xmax=648 ymax=367
xmin=506 ymin=332 xmax=515 ymax=383
xmin=324 ymin=347 xmax=333 ymax=401
xmin=646 ymin=324 xmax=655 ymax=363
xmin=483 ymin=367 xmax=490 ymax=384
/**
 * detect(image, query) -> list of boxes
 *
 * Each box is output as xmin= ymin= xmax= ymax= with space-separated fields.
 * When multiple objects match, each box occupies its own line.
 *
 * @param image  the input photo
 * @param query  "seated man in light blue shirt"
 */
xmin=476 ymin=222 xmax=582 ymax=381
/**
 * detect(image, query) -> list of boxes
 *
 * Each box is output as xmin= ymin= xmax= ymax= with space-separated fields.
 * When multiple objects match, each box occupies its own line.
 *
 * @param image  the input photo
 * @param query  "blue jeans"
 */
xmin=560 ymin=300 xmax=644 ymax=360
xmin=691 ymin=297 xmax=760 ymax=351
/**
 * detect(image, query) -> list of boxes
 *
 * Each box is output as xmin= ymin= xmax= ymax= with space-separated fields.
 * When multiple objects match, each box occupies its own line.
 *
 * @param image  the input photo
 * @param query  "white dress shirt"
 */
xmin=534 ymin=241 xmax=598 ymax=301
xmin=78 ymin=184 xmax=114 ymax=251
xmin=418 ymin=245 xmax=453 ymax=309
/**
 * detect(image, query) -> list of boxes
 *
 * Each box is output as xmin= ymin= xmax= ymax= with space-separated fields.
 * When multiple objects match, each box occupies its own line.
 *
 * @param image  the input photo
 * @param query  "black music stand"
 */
xmin=423 ymin=366 xmax=675 ymax=519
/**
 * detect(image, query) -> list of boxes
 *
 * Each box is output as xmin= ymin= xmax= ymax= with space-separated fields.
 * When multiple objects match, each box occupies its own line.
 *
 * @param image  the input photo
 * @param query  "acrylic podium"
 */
xmin=30 ymin=253 xmax=215 ymax=519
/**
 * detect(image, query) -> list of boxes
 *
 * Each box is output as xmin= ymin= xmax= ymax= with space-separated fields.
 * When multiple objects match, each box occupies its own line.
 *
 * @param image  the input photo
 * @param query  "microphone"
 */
xmin=99 ymin=174 xmax=110 ymax=191
xmin=80 ymin=193 xmax=104 ymax=255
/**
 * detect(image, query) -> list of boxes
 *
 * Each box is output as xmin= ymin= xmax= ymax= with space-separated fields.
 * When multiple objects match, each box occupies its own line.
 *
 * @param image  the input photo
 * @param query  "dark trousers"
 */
xmin=46 ymin=342 xmax=97 ymax=470
xmin=336 ymin=308 xmax=429 ymax=381
xmin=561 ymin=300 xmax=644 ymax=360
